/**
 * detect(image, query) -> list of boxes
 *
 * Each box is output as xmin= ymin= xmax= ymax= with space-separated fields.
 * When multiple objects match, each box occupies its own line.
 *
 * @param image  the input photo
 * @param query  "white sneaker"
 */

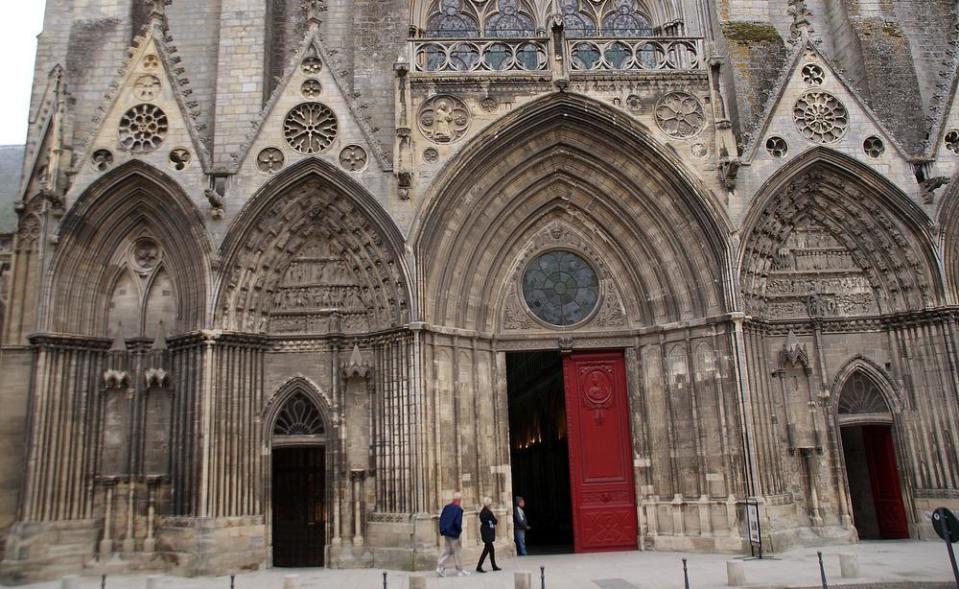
xmin=456 ymin=570 xmax=470 ymax=576
xmin=436 ymin=567 xmax=445 ymax=577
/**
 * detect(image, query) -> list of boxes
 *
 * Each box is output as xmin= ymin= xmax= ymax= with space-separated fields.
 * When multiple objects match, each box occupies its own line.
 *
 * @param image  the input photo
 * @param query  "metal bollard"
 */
xmin=383 ymin=571 xmax=388 ymax=589
xmin=283 ymin=574 xmax=300 ymax=589
xmin=146 ymin=575 xmax=162 ymax=589
xmin=683 ymin=558 xmax=690 ymax=589
xmin=61 ymin=575 xmax=80 ymax=589
xmin=726 ymin=561 xmax=746 ymax=587
xmin=514 ymin=570 xmax=532 ymax=589
xmin=230 ymin=574 xmax=235 ymax=589
xmin=817 ymin=552 xmax=828 ymax=589
xmin=540 ymin=565 xmax=545 ymax=589
xmin=101 ymin=575 xmax=107 ymax=589
xmin=839 ymin=553 xmax=859 ymax=579
xmin=408 ymin=576 xmax=427 ymax=589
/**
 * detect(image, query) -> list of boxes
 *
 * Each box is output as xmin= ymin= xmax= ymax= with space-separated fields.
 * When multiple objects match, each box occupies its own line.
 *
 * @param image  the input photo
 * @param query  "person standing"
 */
xmin=436 ymin=492 xmax=469 ymax=577
xmin=476 ymin=497 xmax=501 ymax=573
xmin=513 ymin=496 xmax=531 ymax=556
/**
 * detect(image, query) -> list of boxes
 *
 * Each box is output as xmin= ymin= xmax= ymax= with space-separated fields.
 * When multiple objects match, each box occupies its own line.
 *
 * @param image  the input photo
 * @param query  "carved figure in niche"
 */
xmin=427 ymin=0 xmax=479 ymax=37
xmin=485 ymin=0 xmax=535 ymax=37
xmin=560 ymin=0 xmax=595 ymax=37
xmin=602 ymin=0 xmax=652 ymax=36
xmin=418 ymin=96 xmax=471 ymax=144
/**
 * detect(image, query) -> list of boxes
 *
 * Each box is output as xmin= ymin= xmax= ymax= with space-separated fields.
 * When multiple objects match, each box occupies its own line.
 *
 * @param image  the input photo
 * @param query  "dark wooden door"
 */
xmin=863 ymin=425 xmax=909 ymax=539
xmin=272 ymin=446 xmax=327 ymax=567
xmin=563 ymin=351 xmax=638 ymax=552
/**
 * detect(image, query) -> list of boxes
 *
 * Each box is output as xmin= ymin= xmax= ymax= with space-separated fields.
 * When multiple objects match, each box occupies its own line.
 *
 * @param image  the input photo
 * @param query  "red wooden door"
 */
xmin=563 ymin=351 xmax=638 ymax=552
xmin=863 ymin=425 xmax=909 ymax=539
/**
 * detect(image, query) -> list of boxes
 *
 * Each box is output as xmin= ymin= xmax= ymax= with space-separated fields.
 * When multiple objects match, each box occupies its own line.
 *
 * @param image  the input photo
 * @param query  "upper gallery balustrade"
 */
xmin=407 ymin=0 xmax=703 ymax=75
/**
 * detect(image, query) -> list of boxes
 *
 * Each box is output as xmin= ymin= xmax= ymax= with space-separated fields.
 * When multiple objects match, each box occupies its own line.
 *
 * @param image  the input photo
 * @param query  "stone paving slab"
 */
xmin=9 ymin=541 xmax=956 ymax=589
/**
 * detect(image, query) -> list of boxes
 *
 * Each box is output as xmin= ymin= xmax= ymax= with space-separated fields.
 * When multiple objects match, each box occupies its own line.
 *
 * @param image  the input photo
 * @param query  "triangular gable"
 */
xmin=73 ymin=18 xmax=211 ymax=186
xmin=235 ymin=25 xmax=392 ymax=174
xmin=744 ymin=41 xmax=910 ymax=165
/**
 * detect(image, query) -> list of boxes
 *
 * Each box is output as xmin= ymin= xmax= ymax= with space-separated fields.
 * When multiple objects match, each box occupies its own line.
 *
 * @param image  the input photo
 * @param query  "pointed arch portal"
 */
xmin=269 ymin=383 xmax=330 ymax=568
xmin=837 ymin=369 xmax=909 ymax=540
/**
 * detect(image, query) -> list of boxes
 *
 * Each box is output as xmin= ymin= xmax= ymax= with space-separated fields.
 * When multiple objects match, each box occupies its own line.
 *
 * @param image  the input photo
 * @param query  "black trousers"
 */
xmin=477 ymin=541 xmax=497 ymax=569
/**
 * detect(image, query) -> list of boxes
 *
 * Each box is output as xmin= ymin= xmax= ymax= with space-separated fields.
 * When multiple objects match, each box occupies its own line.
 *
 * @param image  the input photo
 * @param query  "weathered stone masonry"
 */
xmin=0 ymin=0 xmax=959 ymax=582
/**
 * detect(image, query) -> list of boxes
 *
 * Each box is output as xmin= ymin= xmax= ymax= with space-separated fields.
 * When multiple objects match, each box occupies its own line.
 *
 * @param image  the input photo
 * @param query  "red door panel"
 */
xmin=563 ymin=351 xmax=638 ymax=552
xmin=863 ymin=425 xmax=909 ymax=539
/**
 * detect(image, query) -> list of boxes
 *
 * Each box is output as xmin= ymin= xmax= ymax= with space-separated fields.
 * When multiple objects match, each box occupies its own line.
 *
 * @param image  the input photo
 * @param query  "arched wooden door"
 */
xmin=838 ymin=371 xmax=909 ymax=540
xmin=271 ymin=392 xmax=329 ymax=567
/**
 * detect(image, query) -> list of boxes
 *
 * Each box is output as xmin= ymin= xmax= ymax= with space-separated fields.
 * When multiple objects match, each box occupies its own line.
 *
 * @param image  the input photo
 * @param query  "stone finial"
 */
xmin=782 ymin=330 xmax=810 ymax=370
xmin=146 ymin=0 xmax=172 ymax=24
xmin=302 ymin=0 xmax=327 ymax=26
xmin=787 ymin=0 xmax=815 ymax=43
xmin=343 ymin=343 xmax=371 ymax=378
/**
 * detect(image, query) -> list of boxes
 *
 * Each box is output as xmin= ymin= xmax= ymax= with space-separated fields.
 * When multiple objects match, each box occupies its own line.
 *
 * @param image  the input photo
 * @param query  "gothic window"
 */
xmin=522 ymin=250 xmax=599 ymax=326
xmin=484 ymin=0 xmax=535 ymax=37
xmin=426 ymin=0 xmax=479 ymax=37
xmin=559 ymin=0 xmax=596 ymax=38
xmin=274 ymin=392 xmax=326 ymax=436
xmin=601 ymin=0 xmax=653 ymax=36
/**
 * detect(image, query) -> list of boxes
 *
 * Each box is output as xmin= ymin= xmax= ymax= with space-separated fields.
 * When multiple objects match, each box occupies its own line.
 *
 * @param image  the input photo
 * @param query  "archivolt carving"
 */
xmin=218 ymin=172 xmax=410 ymax=334
xmin=417 ymin=94 xmax=730 ymax=330
xmin=742 ymin=157 xmax=937 ymax=319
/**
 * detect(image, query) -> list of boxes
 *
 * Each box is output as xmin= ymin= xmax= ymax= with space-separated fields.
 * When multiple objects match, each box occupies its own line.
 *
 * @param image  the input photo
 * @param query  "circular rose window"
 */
xmin=522 ymin=251 xmax=599 ymax=326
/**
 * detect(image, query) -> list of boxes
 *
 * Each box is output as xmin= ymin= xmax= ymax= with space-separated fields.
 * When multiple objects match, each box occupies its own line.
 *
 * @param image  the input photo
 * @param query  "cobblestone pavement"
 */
xmin=14 ymin=541 xmax=957 ymax=589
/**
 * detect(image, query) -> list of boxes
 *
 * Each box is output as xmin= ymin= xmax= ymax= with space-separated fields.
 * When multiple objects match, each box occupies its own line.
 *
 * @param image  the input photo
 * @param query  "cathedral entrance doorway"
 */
xmin=840 ymin=425 xmax=908 ymax=540
xmin=507 ymin=350 xmax=637 ymax=554
xmin=271 ymin=446 xmax=327 ymax=567
xmin=270 ymin=390 xmax=330 ymax=567
xmin=838 ymin=371 xmax=909 ymax=540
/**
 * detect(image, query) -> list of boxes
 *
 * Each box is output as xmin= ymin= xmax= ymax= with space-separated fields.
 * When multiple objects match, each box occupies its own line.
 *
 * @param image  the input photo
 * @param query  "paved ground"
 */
xmin=15 ymin=541 xmax=958 ymax=589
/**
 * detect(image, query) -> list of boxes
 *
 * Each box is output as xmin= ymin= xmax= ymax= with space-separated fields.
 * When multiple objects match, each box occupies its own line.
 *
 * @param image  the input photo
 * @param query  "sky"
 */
xmin=0 ymin=3 xmax=47 ymax=146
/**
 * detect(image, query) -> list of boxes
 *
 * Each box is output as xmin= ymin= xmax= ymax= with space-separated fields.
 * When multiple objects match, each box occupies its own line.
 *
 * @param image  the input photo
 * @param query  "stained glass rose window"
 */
xmin=522 ymin=251 xmax=599 ymax=326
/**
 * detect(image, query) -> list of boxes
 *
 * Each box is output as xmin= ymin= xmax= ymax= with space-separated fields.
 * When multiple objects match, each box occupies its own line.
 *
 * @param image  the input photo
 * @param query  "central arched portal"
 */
xmin=270 ymin=391 xmax=329 ymax=567
xmin=837 ymin=370 xmax=909 ymax=540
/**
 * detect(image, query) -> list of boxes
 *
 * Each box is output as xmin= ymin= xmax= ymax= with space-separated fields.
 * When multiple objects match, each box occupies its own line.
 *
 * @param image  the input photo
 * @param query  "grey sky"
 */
xmin=0 ymin=3 xmax=47 ymax=146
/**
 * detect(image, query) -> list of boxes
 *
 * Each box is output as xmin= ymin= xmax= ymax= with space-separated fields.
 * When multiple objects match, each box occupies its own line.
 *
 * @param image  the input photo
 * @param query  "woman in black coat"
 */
xmin=476 ymin=497 xmax=501 ymax=572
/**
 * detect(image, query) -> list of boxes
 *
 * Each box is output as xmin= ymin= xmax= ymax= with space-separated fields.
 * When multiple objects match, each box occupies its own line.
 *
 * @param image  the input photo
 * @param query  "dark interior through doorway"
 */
xmin=841 ymin=424 xmax=909 ymax=540
xmin=507 ymin=351 xmax=573 ymax=553
xmin=272 ymin=446 xmax=327 ymax=567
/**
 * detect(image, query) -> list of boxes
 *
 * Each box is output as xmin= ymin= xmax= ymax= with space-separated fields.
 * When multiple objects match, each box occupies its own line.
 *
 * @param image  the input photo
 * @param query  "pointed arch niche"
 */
xmin=46 ymin=162 xmax=210 ymax=337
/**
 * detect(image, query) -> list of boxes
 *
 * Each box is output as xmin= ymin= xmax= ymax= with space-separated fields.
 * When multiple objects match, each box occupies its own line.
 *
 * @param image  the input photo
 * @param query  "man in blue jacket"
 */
xmin=436 ymin=492 xmax=468 ymax=577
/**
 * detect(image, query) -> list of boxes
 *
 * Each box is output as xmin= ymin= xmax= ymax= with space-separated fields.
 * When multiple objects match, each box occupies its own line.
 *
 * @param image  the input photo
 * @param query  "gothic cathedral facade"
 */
xmin=1 ymin=0 xmax=959 ymax=582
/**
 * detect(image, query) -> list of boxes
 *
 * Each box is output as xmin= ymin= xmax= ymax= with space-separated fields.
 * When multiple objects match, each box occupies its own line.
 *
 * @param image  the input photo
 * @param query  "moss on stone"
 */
xmin=722 ymin=21 xmax=783 ymax=44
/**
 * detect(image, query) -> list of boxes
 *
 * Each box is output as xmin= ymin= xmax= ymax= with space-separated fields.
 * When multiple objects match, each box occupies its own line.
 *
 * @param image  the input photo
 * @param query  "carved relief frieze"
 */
xmin=220 ymin=179 xmax=409 ymax=334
